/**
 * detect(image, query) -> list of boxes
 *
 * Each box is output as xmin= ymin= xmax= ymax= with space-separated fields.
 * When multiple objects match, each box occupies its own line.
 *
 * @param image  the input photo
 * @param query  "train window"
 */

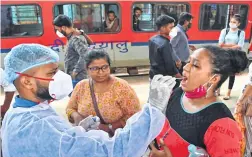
xmin=132 ymin=3 xmax=190 ymax=32
xmin=200 ymin=4 xmax=248 ymax=30
xmin=54 ymin=3 xmax=120 ymax=34
xmin=1 ymin=5 xmax=43 ymax=37
xmin=156 ymin=4 xmax=190 ymax=26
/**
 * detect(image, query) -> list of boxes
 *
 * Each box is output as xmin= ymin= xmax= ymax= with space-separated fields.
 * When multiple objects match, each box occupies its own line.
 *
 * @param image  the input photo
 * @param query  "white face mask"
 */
xmin=49 ymin=70 xmax=73 ymax=100
xmin=169 ymin=28 xmax=178 ymax=38
xmin=56 ymin=30 xmax=65 ymax=38
xmin=229 ymin=23 xmax=238 ymax=29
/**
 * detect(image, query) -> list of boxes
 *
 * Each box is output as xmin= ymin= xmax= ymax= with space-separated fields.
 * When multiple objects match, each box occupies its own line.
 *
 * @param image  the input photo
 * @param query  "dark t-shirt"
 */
xmin=166 ymin=87 xmax=235 ymax=148
xmin=149 ymin=35 xmax=179 ymax=79
xmin=156 ymin=88 xmax=242 ymax=157
xmin=155 ymin=87 xmax=242 ymax=156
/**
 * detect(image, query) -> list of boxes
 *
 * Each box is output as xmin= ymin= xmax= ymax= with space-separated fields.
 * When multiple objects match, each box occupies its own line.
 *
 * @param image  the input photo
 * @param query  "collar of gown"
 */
xmin=13 ymin=96 xmax=39 ymax=108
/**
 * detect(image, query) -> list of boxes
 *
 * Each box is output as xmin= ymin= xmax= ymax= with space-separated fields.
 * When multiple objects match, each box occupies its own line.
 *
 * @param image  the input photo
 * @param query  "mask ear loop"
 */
xmin=204 ymin=74 xmax=218 ymax=98
xmin=205 ymin=84 xmax=214 ymax=98
xmin=15 ymin=72 xmax=54 ymax=81
xmin=48 ymin=94 xmax=56 ymax=103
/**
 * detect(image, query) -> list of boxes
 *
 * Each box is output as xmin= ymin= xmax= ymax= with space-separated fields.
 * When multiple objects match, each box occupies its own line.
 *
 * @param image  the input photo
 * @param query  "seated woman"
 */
xmin=151 ymin=45 xmax=248 ymax=157
xmin=66 ymin=49 xmax=140 ymax=135
xmin=104 ymin=11 xmax=119 ymax=32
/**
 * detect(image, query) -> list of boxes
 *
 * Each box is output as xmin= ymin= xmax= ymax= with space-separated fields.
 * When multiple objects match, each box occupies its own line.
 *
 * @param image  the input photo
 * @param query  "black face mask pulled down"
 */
xmin=35 ymin=80 xmax=53 ymax=100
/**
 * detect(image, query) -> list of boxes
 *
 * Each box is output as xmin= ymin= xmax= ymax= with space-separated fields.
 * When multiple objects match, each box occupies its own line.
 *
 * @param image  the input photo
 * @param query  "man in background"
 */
xmin=53 ymin=15 xmax=93 ymax=88
xmin=149 ymin=15 xmax=182 ymax=89
xmin=170 ymin=12 xmax=196 ymax=74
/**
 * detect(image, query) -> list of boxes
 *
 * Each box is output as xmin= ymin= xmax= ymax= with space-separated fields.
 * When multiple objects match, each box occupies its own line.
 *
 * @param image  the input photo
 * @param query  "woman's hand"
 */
xmin=234 ymin=100 xmax=246 ymax=114
xmin=189 ymin=45 xmax=196 ymax=51
xmin=176 ymin=60 xmax=182 ymax=69
xmin=71 ymin=71 xmax=78 ymax=80
xmin=150 ymin=139 xmax=173 ymax=157
xmin=71 ymin=112 xmax=84 ymax=126
xmin=231 ymin=45 xmax=241 ymax=49
xmin=235 ymin=102 xmax=243 ymax=114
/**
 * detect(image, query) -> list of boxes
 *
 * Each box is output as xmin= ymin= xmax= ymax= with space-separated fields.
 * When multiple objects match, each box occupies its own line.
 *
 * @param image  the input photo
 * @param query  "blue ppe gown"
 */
xmin=1 ymin=96 xmax=165 ymax=157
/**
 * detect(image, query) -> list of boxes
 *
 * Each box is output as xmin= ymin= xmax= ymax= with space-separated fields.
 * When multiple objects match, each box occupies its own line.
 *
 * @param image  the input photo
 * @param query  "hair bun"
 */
xmin=228 ymin=49 xmax=248 ymax=74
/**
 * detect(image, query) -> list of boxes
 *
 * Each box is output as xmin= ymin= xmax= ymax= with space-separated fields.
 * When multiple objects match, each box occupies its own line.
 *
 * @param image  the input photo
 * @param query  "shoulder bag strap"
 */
xmin=89 ymin=79 xmax=107 ymax=124
xmin=238 ymin=30 xmax=241 ymax=38
xmin=224 ymin=28 xmax=229 ymax=40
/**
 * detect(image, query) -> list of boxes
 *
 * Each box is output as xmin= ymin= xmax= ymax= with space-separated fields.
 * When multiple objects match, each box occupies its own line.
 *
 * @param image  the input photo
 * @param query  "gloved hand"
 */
xmin=149 ymin=75 xmax=176 ymax=113
xmin=78 ymin=115 xmax=100 ymax=131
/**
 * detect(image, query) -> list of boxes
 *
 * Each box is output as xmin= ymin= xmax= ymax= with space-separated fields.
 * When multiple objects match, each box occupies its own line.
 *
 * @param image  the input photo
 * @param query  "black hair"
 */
xmin=178 ymin=12 xmax=193 ymax=25
xmin=134 ymin=7 xmax=142 ymax=13
xmin=231 ymin=14 xmax=241 ymax=23
xmin=107 ymin=10 xmax=116 ymax=15
xmin=53 ymin=14 xmax=72 ymax=27
xmin=85 ymin=49 xmax=111 ymax=68
xmin=203 ymin=45 xmax=248 ymax=88
xmin=155 ymin=15 xmax=175 ymax=30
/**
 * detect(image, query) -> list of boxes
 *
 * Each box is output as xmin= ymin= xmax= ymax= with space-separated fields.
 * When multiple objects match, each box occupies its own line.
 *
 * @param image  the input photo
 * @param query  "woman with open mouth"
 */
xmin=151 ymin=45 xmax=248 ymax=157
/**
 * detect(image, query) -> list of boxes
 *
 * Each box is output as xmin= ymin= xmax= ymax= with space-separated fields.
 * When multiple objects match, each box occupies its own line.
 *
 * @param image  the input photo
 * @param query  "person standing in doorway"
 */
xmin=53 ymin=15 xmax=93 ymax=88
xmin=149 ymin=15 xmax=182 ymax=89
xmin=218 ymin=14 xmax=245 ymax=99
xmin=170 ymin=12 xmax=196 ymax=75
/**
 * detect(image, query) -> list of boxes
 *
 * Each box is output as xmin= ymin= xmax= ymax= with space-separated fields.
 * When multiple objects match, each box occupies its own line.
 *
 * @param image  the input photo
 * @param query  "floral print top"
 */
xmin=66 ymin=77 xmax=140 ymax=125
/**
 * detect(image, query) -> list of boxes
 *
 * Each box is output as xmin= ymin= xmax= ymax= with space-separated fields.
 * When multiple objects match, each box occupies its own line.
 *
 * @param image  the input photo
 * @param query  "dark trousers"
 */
xmin=228 ymin=75 xmax=235 ymax=90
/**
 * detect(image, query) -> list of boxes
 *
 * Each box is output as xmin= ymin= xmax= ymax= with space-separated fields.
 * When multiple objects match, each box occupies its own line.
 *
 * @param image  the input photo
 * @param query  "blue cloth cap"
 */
xmin=4 ymin=44 xmax=59 ymax=83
